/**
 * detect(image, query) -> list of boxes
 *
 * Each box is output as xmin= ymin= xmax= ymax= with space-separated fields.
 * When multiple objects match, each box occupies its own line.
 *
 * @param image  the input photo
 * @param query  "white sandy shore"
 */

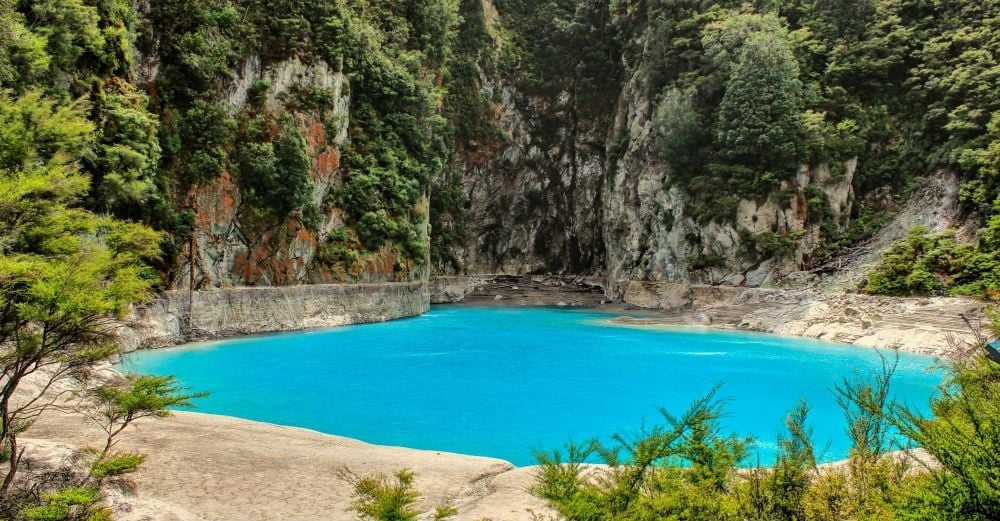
xmin=24 ymin=405 xmax=937 ymax=521
xmin=26 ymin=408 xmax=550 ymax=521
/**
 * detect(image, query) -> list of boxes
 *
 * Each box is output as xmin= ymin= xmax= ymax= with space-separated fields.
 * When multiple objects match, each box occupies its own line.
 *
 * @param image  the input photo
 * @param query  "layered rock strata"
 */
xmin=118 ymin=282 xmax=430 ymax=351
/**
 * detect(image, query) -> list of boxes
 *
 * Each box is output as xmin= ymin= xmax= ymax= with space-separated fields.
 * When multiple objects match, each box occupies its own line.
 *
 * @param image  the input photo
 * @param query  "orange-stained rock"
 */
xmin=190 ymin=171 xmax=240 ymax=234
xmin=305 ymin=118 xmax=342 ymax=181
xmin=172 ymin=114 xmax=423 ymax=289
xmin=795 ymin=191 xmax=809 ymax=224
xmin=313 ymin=147 xmax=341 ymax=180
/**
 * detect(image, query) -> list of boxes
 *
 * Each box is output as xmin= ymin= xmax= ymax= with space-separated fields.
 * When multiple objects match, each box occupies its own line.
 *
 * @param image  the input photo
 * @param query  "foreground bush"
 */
xmin=533 ymin=352 xmax=1000 ymax=521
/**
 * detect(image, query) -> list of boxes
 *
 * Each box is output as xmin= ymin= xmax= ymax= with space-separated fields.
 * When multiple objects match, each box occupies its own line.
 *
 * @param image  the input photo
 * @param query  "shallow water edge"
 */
xmin=116 ymin=276 xmax=983 ymax=360
xmin=120 ymin=306 xmax=941 ymax=467
xmin=433 ymin=276 xmax=984 ymax=359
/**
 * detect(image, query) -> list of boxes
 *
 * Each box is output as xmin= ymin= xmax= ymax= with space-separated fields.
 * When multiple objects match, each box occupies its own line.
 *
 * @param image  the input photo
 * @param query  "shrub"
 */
xmin=864 ymin=226 xmax=1000 ymax=298
xmin=338 ymin=467 xmax=456 ymax=521
xmin=89 ymin=453 xmax=146 ymax=479
xmin=752 ymin=230 xmax=807 ymax=260
xmin=235 ymin=113 xmax=314 ymax=220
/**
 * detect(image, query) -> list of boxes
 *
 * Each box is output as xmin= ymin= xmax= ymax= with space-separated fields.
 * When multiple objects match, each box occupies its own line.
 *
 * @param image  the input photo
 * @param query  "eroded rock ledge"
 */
xmin=431 ymin=276 xmax=983 ymax=358
xmin=619 ymin=281 xmax=982 ymax=357
xmin=118 ymin=282 xmax=430 ymax=351
xmin=430 ymin=274 xmax=606 ymax=305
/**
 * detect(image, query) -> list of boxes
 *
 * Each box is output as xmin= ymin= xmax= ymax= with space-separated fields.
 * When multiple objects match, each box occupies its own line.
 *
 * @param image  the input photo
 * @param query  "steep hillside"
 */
xmin=449 ymin=0 xmax=1000 ymax=298
xmin=2 ymin=0 xmax=998 ymax=297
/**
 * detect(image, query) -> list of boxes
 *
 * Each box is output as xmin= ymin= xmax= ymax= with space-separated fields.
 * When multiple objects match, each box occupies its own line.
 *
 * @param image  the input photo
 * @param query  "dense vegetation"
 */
xmin=0 ymin=88 xmax=203 ymax=518
xmin=0 ymin=0 xmax=468 ymax=282
xmin=445 ymin=0 xmax=1000 ymax=282
xmin=3 ymin=0 xmax=998 ymax=284
xmin=628 ymin=0 xmax=1000 ymax=263
xmin=532 ymin=346 xmax=1000 ymax=521
xmin=864 ymin=226 xmax=1000 ymax=298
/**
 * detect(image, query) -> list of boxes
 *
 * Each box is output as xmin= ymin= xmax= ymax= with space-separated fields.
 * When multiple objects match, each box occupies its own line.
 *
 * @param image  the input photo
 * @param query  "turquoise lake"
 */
xmin=120 ymin=306 xmax=942 ymax=466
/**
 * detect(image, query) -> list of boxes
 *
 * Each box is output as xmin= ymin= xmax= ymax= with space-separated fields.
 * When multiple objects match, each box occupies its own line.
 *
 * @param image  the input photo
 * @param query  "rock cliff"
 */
xmin=448 ymin=1 xmax=860 ymax=295
xmin=120 ymin=1 xmax=980 ymax=306
xmin=147 ymin=54 xmax=429 ymax=289
xmin=118 ymin=282 xmax=430 ymax=351
xmin=457 ymin=82 xmax=609 ymax=275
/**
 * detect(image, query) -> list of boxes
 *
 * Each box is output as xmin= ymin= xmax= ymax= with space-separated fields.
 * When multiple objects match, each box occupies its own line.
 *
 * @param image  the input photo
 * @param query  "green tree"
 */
xmin=0 ymin=90 xmax=159 ymax=496
xmin=0 ymin=1 xmax=50 ymax=88
xmin=656 ymin=87 xmax=709 ymax=179
xmin=811 ymin=0 xmax=876 ymax=39
xmin=91 ymin=82 xmax=163 ymax=219
xmin=236 ymin=112 xmax=314 ymax=220
xmin=715 ymin=31 xmax=805 ymax=196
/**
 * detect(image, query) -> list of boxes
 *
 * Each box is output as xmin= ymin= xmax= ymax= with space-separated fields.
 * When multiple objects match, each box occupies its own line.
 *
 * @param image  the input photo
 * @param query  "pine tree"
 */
xmin=715 ymin=32 xmax=805 ymax=195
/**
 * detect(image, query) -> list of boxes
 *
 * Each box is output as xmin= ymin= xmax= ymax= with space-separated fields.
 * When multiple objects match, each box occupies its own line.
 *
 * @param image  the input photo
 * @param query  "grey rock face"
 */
xmin=449 ymin=7 xmax=859 ymax=291
xmin=458 ymin=82 xmax=608 ymax=275
xmin=130 ymin=2 xmax=881 ymax=297
xmin=117 ymin=282 xmax=430 ymax=350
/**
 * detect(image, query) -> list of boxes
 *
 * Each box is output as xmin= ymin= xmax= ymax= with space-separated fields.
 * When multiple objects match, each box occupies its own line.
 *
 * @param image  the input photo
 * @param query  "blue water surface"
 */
xmin=120 ymin=306 xmax=942 ymax=466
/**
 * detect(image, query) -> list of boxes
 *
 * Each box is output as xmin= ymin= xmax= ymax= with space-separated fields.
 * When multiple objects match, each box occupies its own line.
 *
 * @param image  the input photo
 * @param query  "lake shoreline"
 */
xmin=80 ymin=278 xmax=976 ymax=519
xmin=117 ymin=277 xmax=984 ymax=361
xmin=432 ymin=275 xmax=984 ymax=360
xmin=25 ymin=393 xmax=936 ymax=521
xmin=26 ymin=405 xmax=549 ymax=521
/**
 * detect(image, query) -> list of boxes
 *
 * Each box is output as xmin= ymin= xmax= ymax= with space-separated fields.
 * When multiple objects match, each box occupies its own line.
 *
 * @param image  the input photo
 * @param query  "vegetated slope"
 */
xmin=462 ymin=0 xmax=1000 ymax=297
xmin=2 ymin=0 xmax=998 ymax=295
xmin=3 ymin=0 xmax=462 ymax=288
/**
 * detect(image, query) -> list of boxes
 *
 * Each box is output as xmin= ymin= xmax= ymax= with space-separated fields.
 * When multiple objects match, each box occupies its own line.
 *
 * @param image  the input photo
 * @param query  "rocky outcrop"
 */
xmin=430 ymin=275 xmax=605 ymax=305
xmin=601 ymin=44 xmax=857 ymax=298
xmin=818 ymin=171 xmax=964 ymax=292
xmin=429 ymin=275 xmax=493 ymax=303
xmin=456 ymin=82 xmax=608 ymax=275
xmin=117 ymin=282 xmax=430 ymax=351
xmin=449 ymin=2 xmax=858 ymax=292
xmin=618 ymin=281 xmax=982 ymax=357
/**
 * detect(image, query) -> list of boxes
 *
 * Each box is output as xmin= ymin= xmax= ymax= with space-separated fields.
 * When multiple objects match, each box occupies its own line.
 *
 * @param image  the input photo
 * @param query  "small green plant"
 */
xmin=85 ymin=374 xmax=207 ymax=458
xmin=17 ymin=487 xmax=109 ymax=521
xmin=338 ymin=467 xmax=456 ymax=521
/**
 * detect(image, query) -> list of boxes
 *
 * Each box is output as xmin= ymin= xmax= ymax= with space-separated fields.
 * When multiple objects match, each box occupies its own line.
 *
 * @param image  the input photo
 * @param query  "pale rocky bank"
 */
xmin=117 ymin=282 xmax=430 ymax=351
xmin=431 ymin=275 xmax=983 ymax=358
xmin=25 ymin=409 xmax=549 ymax=521
xmin=118 ymin=274 xmax=983 ymax=359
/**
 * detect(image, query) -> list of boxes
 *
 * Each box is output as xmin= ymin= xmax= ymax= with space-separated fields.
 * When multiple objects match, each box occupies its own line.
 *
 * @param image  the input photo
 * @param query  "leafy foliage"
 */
xmin=86 ymin=374 xmax=207 ymax=456
xmin=864 ymin=226 xmax=1000 ymax=298
xmin=17 ymin=487 xmax=108 ymax=521
xmin=884 ymin=355 xmax=1000 ymax=520
xmin=235 ymin=112 xmax=314 ymax=221
xmin=338 ymin=467 xmax=457 ymax=521
xmin=534 ymin=348 xmax=1000 ymax=521
xmin=713 ymin=23 xmax=805 ymax=195
xmin=0 ymin=86 xmax=203 ymax=519
xmin=533 ymin=388 xmax=749 ymax=520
